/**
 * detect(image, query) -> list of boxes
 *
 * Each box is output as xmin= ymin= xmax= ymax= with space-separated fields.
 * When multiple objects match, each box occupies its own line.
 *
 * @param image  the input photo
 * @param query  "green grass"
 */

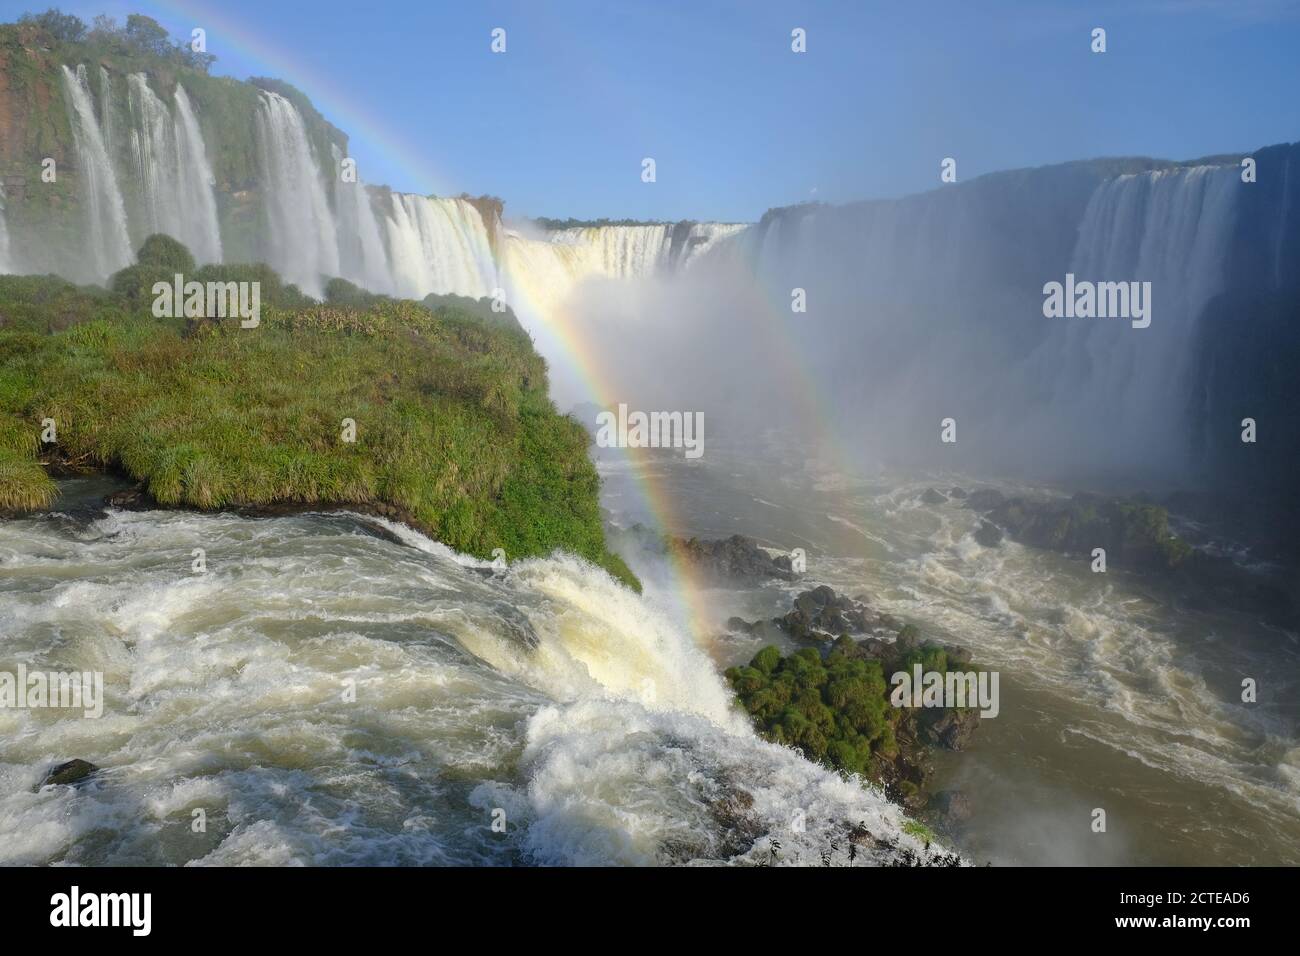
xmin=0 ymin=267 xmax=639 ymax=591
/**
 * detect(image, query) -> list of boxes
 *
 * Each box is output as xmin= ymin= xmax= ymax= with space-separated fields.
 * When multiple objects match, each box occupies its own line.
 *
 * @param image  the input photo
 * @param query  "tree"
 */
xmin=18 ymin=8 xmax=87 ymax=43
xmin=123 ymin=14 xmax=171 ymax=58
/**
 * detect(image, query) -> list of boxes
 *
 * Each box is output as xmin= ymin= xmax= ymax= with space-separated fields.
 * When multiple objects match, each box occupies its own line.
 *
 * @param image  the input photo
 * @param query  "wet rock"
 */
xmin=921 ymin=488 xmax=948 ymax=506
xmin=104 ymin=485 xmax=154 ymax=511
xmin=612 ymin=525 xmax=799 ymax=585
xmin=669 ymin=534 xmax=800 ymax=584
xmin=40 ymin=759 xmax=99 ymax=788
xmin=707 ymin=785 xmax=765 ymax=857
xmin=974 ymin=520 xmax=1003 ymax=548
xmin=946 ymin=645 xmax=974 ymax=668
xmin=922 ymin=708 xmax=981 ymax=751
xmin=948 ymin=487 xmax=968 ymax=499
xmin=778 ymin=585 xmax=881 ymax=641
xmin=350 ymin=517 xmax=407 ymax=546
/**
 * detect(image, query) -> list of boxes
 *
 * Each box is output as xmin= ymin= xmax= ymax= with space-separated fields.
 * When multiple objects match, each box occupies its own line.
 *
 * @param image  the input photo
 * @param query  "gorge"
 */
xmin=1 ymin=11 xmax=1298 ymax=868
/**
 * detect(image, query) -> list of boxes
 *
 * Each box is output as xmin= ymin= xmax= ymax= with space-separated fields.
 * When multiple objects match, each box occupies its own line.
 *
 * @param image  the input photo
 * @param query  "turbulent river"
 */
xmin=603 ymin=445 xmax=1300 ymax=866
xmin=3 ymin=448 xmax=1297 ymax=866
xmin=0 ymin=476 xmax=926 ymax=866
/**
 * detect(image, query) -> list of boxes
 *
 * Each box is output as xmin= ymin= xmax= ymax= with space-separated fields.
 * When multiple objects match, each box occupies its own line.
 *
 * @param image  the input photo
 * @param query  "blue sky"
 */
xmin=13 ymin=0 xmax=1300 ymax=221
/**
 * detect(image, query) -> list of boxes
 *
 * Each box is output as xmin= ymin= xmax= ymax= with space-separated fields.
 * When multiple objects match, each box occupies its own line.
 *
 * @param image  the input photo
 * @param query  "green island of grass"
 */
xmin=0 ymin=234 xmax=639 ymax=591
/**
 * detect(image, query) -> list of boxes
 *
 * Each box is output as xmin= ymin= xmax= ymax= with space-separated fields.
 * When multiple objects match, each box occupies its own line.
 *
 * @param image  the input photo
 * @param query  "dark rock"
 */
xmin=707 ymin=785 xmax=765 ymax=857
xmin=974 ymin=520 xmax=1003 ymax=547
xmin=604 ymin=527 xmax=801 ymax=585
xmin=104 ymin=485 xmax=154 ymax=511
xmin=349 ymin=517 xmax=407 ymax=546
xmin=779 ymin=584 xmax=878 ymax=641
xmin=920 ymin=488 xmax=948 ymax=506
xmin=40 ymin=759 xmax=99 ymax=788
xmin=948 ymin=487 xmax=968 ymax=499
xmin=923 ymin=708 xmax=981 ymax=751
xmin=946 ymin=645 xmax=974 ymax=667
xmin=669 ymin=534 xmax=799 ymax=584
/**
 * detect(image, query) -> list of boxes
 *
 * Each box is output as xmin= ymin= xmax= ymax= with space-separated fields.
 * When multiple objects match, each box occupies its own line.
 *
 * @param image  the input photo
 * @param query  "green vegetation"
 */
xmin=992 ymin=492 xmax=1193 ymax=570
xmin=727 ymin=632 xmax=978 ymax=783
xmin=0 ymin=237 xmax=638 ymax=590
xmin=727 ymin=638 xmax=894 ymax=777
xmin=18 ymin=10 xmax=218 ymax=72
xmin=0 ymin=10 xmax=350 ymax=267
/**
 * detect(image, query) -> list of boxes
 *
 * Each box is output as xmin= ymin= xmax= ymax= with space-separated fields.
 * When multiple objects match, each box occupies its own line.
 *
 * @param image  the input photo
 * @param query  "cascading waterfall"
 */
xmin=330 ymin=144 xmax=391 ymax=294
xmin=500 ymin=221 xmax=745 ymax=325
xmin=172 ymin=84 xmax=223 ymax=263
xmin=384 ymin=193 xmax=498 ymax=300
xmin=60 ymin=64 xmax=132 ymax=281
xmin=546 ymin=224 xmax=674 ymax=277
xmin=542 ymin=160 xmax=1251 ymax=480
xmin=0 ymin=185 xmax=11 ymax=274
xmin=127 ymin=74 xmax=222 ymax=264
xmin=98 ymin=65 xmax=116 ymax=162
xmin=254 ymin=90 xmax=339 ymax=296
xmin=1025 ymin=164 xmax=1239 ymax=469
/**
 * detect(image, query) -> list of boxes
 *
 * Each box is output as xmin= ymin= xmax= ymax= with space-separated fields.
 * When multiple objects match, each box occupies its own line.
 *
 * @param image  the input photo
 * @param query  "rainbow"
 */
xmin=133 ymin=0 xmax=856 ymax=648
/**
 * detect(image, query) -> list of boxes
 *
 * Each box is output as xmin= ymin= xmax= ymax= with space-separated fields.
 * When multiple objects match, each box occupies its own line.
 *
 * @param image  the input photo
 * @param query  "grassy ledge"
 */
xmin=0 ymin=239 xmax=639 ymax=591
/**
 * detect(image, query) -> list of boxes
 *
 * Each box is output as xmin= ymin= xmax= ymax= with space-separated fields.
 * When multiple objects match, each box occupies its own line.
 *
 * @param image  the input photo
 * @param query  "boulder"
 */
xmin=40 ymin=759 xmax=99 ymax=788
xmin=974 ymin=520 xmax=1004 ymax=547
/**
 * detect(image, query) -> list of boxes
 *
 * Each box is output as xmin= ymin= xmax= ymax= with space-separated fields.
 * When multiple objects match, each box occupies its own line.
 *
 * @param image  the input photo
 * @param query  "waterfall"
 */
xmin=254 ymin=90 xmax=339 ymax=297
xmin=383 ymin=194 xmax=496 ymax=300
xmin=0 ymin=185 xmax=11 ymax=274
xmin=330 ymin=144 xmax=391 ymax=294
xmin=60 ymin=64 xmax=132 ymax=282
xmin=500 ymin=221 xmax=745 ymax=325
xmin=127 ymin=74 xmax=222 ymax=264
xmin=545 ymin=224 xmax=674 ymax=277
xmin=173 ymin=84 xmax=223 ymax=263
xmin=98 ymin=66 xmax=116 ymax=163
xmin=1026 ymin=164 xmax=1240 ymax=469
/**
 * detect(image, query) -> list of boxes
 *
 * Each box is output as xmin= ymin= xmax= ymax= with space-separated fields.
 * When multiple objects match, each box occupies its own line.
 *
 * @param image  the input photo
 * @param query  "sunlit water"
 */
xmin=0 ymin=477 xmax=925 ymax=866
xmin=602 ymin=445 xmax=1300 ymax=865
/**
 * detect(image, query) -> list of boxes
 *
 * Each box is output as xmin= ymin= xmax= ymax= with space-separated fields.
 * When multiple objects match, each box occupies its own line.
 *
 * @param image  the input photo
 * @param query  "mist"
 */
xmin=552 ymin=158 xmax=1252 ymax=489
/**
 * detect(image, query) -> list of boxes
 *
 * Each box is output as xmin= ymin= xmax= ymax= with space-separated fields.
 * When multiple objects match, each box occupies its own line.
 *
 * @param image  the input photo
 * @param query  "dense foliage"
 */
xmin=0 ymin=238 xmax=638 ymax=590
xmin=727 ymin=632 xmax=964 ymax=780
xmin=728 ymin=638 xmax=894 ymax=776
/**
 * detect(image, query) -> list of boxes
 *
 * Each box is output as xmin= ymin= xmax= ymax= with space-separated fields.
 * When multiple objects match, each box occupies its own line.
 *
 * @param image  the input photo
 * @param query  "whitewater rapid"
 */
xmin=604 ymin=449 xmax=1300 ymax=865
xmin=0 ymin=479 xmax=928 ymax=866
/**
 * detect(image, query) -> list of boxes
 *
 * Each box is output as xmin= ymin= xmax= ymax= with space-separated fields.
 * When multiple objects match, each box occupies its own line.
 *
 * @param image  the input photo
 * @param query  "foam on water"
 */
xmin=0 ymin=500 xmax=924 ymax=866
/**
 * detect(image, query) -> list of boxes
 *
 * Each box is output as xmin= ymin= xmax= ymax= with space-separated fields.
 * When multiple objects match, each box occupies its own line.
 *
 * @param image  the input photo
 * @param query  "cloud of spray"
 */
xmin=551 ymin=162 xmax=1241 ymax=486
